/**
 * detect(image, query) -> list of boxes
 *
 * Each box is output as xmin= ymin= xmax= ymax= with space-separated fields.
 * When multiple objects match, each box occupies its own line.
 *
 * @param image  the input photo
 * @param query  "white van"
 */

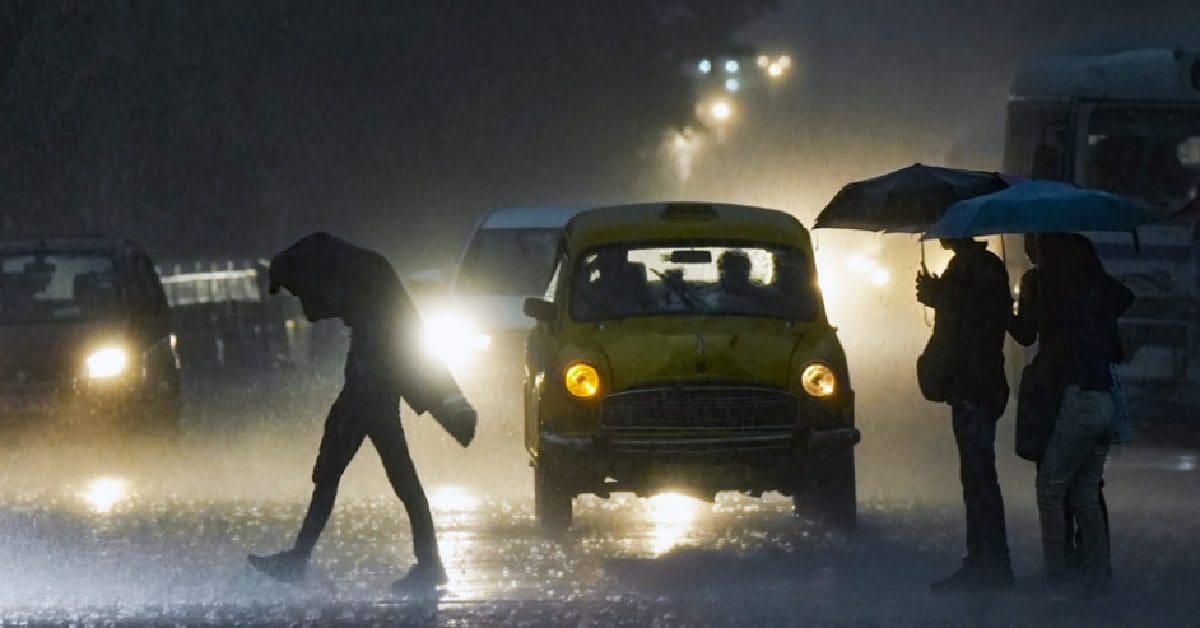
xmin=421 ymin=206 xmax=585 ymax=375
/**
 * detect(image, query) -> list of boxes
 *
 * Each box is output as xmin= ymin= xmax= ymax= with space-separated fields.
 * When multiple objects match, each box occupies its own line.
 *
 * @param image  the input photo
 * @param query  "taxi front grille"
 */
xmin=600 ymin=386 xmax=797 ymax=433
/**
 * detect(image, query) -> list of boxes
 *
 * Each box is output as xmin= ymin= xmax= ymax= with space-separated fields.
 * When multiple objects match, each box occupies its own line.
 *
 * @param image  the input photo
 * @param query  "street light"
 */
xmin=698 ymin=59 xmax=712 ymax=74
xmin=724 ymin=78 xmax=740 ymax=92
xmin=664 ymin=127 xmax=702 ymax=184
xmin=724 ymin=59 xmax=739 ymax=74
xmin=708 ymin=98 xmax=733 ymax=122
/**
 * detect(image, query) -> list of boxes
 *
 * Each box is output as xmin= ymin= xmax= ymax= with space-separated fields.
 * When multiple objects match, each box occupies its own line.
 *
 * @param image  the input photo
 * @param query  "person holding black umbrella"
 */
xmin=916 ymin=238 xmax=1015 ymax=592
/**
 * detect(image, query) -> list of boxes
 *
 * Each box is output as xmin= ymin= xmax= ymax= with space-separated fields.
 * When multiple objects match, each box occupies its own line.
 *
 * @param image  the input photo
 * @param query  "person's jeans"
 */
xmin=951 ymin=399 xmax=1011 ymax=569
xmin=294 ymin=390 xmax=440 ymax=567
xmin=1036 ymin=386 xmax=1112 ymax=583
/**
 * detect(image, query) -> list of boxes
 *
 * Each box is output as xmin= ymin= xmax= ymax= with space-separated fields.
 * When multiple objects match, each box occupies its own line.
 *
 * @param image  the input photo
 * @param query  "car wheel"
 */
xmin=534 ymin=454 xmax=574 ymax=534
xmin=794 ymin=448 xmax=856 ymax=532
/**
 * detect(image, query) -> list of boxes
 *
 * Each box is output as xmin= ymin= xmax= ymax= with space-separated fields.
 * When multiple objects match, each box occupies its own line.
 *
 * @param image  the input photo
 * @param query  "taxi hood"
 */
xmin=584 ymin=317 xmax=811 ymax=391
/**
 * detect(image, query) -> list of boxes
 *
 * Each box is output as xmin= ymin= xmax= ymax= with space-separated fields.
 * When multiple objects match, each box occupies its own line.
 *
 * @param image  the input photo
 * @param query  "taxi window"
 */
xmin=569 ymin=244 xmax=818 ymax=321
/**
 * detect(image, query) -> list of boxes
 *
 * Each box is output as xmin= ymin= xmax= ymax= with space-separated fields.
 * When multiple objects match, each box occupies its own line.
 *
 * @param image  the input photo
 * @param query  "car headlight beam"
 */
xmin=801 ymin=363 xmax=836 ymax=398
xmin=564 ymin=362 xmax=601 ymax=399
xmin=86 ymin=346 xmax=129 ymax=379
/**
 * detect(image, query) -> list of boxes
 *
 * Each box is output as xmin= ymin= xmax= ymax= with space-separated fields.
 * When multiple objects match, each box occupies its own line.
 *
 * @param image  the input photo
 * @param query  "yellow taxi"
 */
xmin=522 ymin=202 xmax=859 ymax=532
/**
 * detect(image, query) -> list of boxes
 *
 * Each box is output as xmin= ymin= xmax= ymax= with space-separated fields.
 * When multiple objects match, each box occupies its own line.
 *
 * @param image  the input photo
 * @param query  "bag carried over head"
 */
xmin=1015 ymin=353 xmax=1060 ymax=462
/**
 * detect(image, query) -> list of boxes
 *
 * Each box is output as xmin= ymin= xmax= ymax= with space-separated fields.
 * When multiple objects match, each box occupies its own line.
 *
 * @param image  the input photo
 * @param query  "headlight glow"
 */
xmin=422 ymin=309 xmax=491 ymax=370
xmin=564 ymin=362 xmax=601 ymax=399
xmin=801 ymin=363 xmax=836 ymax=398
xmin=86 ymin=346 xmax=129 ymax=379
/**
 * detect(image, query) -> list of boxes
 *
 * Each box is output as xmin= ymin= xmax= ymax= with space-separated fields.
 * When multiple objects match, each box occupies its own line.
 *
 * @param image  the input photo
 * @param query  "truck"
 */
xmin=1003 ymin=47 xmax=1200 ymax=426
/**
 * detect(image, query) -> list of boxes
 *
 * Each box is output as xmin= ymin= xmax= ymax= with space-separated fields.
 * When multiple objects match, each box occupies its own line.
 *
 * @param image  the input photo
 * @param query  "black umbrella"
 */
xmin=814 ymin=163 xmax=1011 ymax=233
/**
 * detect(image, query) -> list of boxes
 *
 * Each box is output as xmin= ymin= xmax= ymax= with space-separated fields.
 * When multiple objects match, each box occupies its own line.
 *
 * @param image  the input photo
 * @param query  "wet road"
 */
xmin=1 ymin=378 xmax=1198 ymax=625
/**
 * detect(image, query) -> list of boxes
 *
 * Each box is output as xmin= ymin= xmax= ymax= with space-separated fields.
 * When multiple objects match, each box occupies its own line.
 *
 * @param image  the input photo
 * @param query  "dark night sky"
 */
xmin=2 ymin=1 xmax=1198 ymax=270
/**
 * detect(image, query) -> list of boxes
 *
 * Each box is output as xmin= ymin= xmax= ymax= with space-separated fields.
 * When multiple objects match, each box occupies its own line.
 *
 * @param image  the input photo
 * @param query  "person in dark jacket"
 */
xmin=1010 ymin=233 xmax=1133 ymax=594
xmin=248 ymin=233 xmax=477 ymax=590
xmin=916 ymin=238 xmax=1014 ymax=592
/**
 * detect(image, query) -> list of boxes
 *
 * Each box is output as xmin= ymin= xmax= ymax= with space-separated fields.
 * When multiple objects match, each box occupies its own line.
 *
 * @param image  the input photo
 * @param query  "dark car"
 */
xmin=0 ymin=238 xmax=181 ymax=432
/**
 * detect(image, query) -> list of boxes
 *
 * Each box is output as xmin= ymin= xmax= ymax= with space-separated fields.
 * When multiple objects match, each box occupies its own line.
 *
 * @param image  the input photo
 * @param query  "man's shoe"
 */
xmin=248 ymin=549 xmax=308 ymax=584
xmin=391 ymin=562 xmax=448 ymax=592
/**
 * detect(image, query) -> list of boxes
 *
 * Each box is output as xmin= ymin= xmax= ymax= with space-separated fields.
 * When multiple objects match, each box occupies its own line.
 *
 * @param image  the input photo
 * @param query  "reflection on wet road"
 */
xmin=1 ymin=367 xmax=1199 ymax=628
xmin=2 ymin=448 xmax=1199 ymax=626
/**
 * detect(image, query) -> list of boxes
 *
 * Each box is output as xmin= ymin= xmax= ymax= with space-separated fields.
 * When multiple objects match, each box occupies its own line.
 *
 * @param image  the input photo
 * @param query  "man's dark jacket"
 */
xmin=919 ymin=242 xmax=1012 ymax=404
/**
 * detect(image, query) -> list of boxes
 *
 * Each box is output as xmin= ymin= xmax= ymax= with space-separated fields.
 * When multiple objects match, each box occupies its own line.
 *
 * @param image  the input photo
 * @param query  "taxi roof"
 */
xmin=563 ymin=202 xmax=809 ymax=253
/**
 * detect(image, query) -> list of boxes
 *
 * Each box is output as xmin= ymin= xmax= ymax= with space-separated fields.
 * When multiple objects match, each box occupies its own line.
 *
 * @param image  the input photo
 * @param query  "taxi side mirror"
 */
xmin=523 ymin=297 xmax=556 ymax=323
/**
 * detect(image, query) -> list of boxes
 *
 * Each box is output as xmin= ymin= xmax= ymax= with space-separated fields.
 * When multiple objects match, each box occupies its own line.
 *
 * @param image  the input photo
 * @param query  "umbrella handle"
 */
xmin=919 ymin=239 xmax=932 ymax=327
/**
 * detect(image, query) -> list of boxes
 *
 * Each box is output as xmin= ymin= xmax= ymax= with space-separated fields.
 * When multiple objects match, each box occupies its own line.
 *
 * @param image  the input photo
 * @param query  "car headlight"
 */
xmin=801 ymin=363 xmax=836 ymax=398
xmin=422 ymin=309 xmax=491 ymax=369
xmin=564 ymin=362 xmax=601 ymax=399
xmin=86 ymin=346 xmax=129 ymax=379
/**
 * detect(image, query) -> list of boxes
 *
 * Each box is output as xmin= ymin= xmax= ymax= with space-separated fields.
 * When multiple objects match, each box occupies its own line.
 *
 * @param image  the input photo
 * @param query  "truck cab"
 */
xmin=1004 ymin=47 xmax=1200 ymax=423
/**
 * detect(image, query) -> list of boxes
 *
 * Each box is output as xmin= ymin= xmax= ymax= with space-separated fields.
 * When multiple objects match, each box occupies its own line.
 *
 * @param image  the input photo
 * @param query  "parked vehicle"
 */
xmin=1004 ymin=47 xmax=1200 ymax=423
xmin=0 ymin=238 xmax=180 ymax=432
xmin=156 ymin=260 xmax=297 ymax=372
xmin=522 ymin=202 xmax=859 ymax=532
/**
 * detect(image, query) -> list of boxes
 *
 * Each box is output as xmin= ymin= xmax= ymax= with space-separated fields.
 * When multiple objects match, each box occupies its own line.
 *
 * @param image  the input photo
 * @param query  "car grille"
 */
xmin=600 ymin=385 xmax=798 ymax=433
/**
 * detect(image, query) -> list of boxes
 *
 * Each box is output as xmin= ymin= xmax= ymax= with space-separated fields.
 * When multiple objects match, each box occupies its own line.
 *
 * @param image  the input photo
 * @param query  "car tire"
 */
xmin=534 ymin=454 xmax=573 ymax=534
xmin=794 ymin=447 xmax=857 ymax=532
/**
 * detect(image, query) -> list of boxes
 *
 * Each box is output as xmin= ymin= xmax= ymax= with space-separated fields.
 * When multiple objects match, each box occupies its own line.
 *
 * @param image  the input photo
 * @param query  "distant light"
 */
xmin=767 ymin=63 xmax=784 ymax=78
xmin=870 ymin=268 xmax=891 ymax=286
xmin=724 ymin=78 xmax=740 ymax=92
xmin=724 ymin=59 xmax=739 ymax=74
xmin=756 ymin=55 xmax=770 ymax=68
xmin=778 ymin=55 xmax=792 ymax=69
xmin=698 ymin=59 xmax=712 ymax=74
xmin=82 ymin=476 xmax=128 ymax=514
xmin=709 ymin=99 xmax=733 ymax=121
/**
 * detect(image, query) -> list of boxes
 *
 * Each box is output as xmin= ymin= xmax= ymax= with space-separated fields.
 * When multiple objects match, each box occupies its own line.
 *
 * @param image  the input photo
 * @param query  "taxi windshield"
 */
xmin=0 ymin=253 xmax=120 ymax=324
xmin=569 ymin=243 xmax=819 ymax=321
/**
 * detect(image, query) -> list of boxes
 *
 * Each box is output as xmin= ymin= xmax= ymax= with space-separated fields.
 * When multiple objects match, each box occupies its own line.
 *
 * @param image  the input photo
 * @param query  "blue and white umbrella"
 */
xmin=923 ymin=180 xmax=1156 ymax=239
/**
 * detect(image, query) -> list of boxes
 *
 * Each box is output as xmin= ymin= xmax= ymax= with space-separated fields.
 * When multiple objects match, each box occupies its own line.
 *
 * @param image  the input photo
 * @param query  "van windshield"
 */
xmin=0 ymin=253 xmax=120 ymax=324
xmin=569 ymin=243 xmax=820 ymax=321
xmin=456 ymin=228 xmax=561 ymax=295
